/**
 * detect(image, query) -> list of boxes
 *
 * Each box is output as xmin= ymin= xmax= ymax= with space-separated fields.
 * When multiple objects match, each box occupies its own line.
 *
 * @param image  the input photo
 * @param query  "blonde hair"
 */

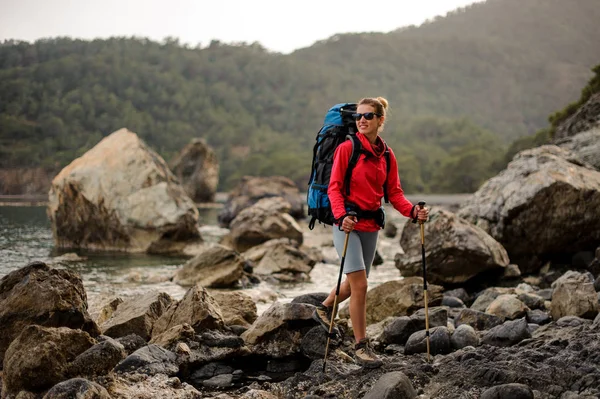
xmin=358 ymin=97 xmax=389 ymax=131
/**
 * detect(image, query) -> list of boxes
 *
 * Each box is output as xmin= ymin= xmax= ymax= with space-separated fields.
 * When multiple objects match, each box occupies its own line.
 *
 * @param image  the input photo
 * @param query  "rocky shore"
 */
xmin=2 ymin=95 xmax=600 ymax=398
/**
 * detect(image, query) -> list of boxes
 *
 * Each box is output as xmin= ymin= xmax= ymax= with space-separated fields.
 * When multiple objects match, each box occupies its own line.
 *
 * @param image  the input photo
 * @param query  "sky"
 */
xmin=0 ymin=0 xmax=485 ymax=54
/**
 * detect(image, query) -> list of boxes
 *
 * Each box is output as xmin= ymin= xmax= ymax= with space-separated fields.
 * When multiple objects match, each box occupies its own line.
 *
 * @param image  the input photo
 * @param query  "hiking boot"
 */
xmin=312 ymin=304 xmax=340 ymax=336
xmin=354 ymin=338 xmax=383 ymax=368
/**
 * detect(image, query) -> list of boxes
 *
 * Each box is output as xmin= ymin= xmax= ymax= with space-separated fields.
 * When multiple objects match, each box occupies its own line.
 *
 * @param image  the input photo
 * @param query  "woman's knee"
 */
xmin=348 ymin=273 xmax=368 ymax=295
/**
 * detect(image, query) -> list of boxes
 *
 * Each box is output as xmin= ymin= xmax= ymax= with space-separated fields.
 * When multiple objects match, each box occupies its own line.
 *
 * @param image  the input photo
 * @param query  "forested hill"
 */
xmin=1 ymin=0 xmax=599 ymax=193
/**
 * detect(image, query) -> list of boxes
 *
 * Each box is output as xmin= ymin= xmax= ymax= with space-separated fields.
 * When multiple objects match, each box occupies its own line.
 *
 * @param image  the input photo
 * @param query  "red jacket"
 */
xmin=327 ymin=133 xmax=414 ymax=232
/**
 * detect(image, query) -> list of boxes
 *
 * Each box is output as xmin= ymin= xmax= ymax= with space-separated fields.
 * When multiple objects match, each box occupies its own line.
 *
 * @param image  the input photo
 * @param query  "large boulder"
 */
xmin=553 ymin=92 xmax=600 ymax=141
xmin=557 ymin=128 xmax=600 ymax=170
xmin=395 ymin=209 xmax=509 ymax=284
xmin=218 ymin=176 xmax=305 ymax=227
xmin=458 ymin=145 xmax=600 ymax=272
xmin=47 ymin=128 xmax=201 ymax=254
xmin=169 ymin=138 xmax=219 ymax=203
xmin=0 ymin=262 xmax=100 ymax=366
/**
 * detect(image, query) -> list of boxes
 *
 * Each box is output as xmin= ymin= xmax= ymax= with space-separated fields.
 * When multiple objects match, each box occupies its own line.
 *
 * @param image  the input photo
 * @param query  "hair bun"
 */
xmin=377 ymin=97 xmax=389 ymax=109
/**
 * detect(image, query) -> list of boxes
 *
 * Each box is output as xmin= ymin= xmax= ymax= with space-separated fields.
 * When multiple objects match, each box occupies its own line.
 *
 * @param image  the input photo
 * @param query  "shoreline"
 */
xmin=0 ymin=193 xmax=473 ymax=208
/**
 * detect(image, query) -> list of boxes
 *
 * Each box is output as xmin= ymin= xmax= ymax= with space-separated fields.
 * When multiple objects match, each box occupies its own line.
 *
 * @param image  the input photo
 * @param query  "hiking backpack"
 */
xmin=306 ymin=103 xmax=390 ymax=230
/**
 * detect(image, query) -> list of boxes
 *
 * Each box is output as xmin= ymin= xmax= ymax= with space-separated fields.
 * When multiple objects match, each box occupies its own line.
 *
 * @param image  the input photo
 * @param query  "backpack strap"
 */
xmin=344 ymin=135 xmax=362 ymax=196
xmin=383 ymin=149 xmax=391 ymax=203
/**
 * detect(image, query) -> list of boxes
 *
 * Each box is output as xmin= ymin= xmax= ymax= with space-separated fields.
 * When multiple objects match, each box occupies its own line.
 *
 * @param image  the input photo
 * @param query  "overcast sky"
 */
xmin=0 ymin=0 xmax=485 ymax=54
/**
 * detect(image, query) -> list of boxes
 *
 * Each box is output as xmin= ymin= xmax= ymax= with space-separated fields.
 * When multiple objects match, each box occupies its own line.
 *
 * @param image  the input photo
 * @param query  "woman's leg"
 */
xmin=346 ymin=269 xmax=368 ymax=343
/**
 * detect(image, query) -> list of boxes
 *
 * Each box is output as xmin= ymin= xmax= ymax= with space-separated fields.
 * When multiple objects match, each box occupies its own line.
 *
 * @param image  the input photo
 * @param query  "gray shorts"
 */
xmin=332 ymin=227 xmax=379 ymax=277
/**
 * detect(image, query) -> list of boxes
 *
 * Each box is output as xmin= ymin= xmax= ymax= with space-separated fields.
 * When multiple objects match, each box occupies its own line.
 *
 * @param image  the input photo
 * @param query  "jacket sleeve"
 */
xmin=327 ymin=142 xmax=352 ymax=221
xmin=386 ymin=147 xmax=414 ymax=218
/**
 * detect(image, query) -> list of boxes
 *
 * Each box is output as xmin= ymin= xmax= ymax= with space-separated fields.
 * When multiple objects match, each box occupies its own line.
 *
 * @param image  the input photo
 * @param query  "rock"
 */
xmin=169 ymin=138 xmax=219 ymax=203
xmin=554 ymin=92 xmax=600 ymax=141
xmin=485 ymin=294 xmax=530 ymax=320
xmin=243 ymin=238 xmax=317 ymax=282
xmin=339 ymin=277 xmax=443 ymax=325
xmin=404 ymin=326 xmax=452 ymax=356
xmin=2 ymin=325 xmax=96 ymax=396
xmin=100 ymin=291 xmax=174 ymax=340
xmin=226 ymin=197 xmax=304 ymax=252
xmin=151 ymin=284 xmax=225 ymax=338
xmin=551 ymin=271 xmax=599 ymax=320
xmin=43 ymin=378 xmax=111 ymax=399
xmin=67 ymin=336 xmax=127 ymax=377
xmin=174 ymin=244 xmax=246 ymax=288
xmin=450 ymin=324 xmax=479 ymax=349
xmin=208 ymin=290 xmax=258 ymax=327
xmin=108 ymin=372 xmax=202 ymax=398
xmin=395 ymin=209 xmax=509 ymax=284
xmin=218 ymin=176 xmax=305 ymax=227
xmin=480 ymin=383 xmax=534 ymax=399
xmin=48 ymin=128 xmax=201 ymax=253
xmin=113 ymin=344 xmax=178 ymax=376
xmin=481 ymin=318 xmax=531 ymax=347
xmin=241 ymin=302 xmax=315 ymax=357
xmin=0 ymin=262 xmax=99 ymax=365
xmin=362 ymin=371 xmax=417 ymax=399
xmin=455 ymin=308 xmax=504 ymax=331
xmin=458 ymin=145 xmax=600 ymax=273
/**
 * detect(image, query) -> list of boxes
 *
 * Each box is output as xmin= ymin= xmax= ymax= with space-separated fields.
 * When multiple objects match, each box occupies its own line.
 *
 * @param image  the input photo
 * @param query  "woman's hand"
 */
xmin=415 ymin=205 xmax=429 ymax=222
xmin=341 ymin=215 xmax=357 ymax=233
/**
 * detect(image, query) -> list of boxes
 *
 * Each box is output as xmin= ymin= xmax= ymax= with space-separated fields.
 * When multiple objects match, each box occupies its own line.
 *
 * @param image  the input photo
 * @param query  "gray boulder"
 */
xmin=458 ymin=145 xmax=600 ymax=273
xmin=48 ymin=128 xmax=201 ymax=253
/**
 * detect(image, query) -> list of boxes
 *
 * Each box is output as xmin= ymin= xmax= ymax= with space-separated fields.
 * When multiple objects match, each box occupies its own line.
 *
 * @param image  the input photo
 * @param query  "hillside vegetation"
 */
xmin=1 ymin=0 xmax=599 ymax=193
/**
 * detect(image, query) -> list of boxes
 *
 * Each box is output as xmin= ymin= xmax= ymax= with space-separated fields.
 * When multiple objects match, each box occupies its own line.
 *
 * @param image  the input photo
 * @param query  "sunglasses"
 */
xmin=352 ymin=112 xmax=382 ymax=121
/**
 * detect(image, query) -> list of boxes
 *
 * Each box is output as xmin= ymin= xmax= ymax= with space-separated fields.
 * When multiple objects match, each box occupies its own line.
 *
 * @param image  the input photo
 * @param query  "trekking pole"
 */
xmin=418 ymin=201 xmax=431 ymax=362
xmin=322 ymin=211 xmax=356 ymax=372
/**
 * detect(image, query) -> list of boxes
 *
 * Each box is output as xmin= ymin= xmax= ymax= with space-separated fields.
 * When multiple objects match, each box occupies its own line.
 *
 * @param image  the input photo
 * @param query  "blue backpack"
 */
xmin=307 ymin=103 xmax=390 ymax=230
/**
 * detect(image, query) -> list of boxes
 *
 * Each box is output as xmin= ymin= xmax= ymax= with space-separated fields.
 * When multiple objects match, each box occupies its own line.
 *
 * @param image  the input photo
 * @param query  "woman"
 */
xmin=312 ymin=97 xmax=429 ymax=368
